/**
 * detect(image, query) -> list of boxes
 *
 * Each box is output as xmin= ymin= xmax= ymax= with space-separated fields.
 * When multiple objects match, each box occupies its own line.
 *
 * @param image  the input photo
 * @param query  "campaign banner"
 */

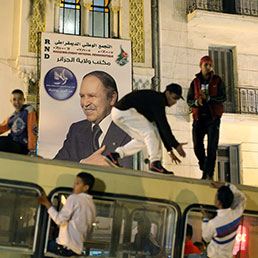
xmin=39 ymin=32 xmax=132 ymax=159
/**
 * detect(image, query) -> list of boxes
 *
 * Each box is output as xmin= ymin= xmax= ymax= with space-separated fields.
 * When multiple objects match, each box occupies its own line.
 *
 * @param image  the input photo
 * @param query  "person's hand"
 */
xmin=80 ymin=145 xmax=111 ymax=166
xmin=200 ymin=205 xmax=209 ymax=219
xmin=211 ymin=181 xmax=225 ymax=189
xmin=200 ymin=91 xmax=207 ymax=100
xmin=136 ymin=252 xmax=143 ymax=258
xmin=168 ymin=151 xmax=181 ymax=164
xmin=37 ymin=193 xmax=51 ymax=209
xmin=175 ymin=143 xmax=187 ymax=158
xmin=197 ymin=96 xmax=203 ymax=106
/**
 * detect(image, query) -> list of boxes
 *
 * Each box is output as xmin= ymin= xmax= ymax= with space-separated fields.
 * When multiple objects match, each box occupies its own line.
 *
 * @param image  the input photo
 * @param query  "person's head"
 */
xmin=136 ymin=217 xmax=151 ymax=237
xmin=215 ymin=185 xmax=234 ymax=209
xmin=164 ymin=83 xmax=184 ymax=107
xmin=73 ymin=172 xmax=95 ymax=194
xmin=200 ymin=56 xmax=214 ymax=77
xmin=10 ymin=89 xmax=25 ymax=112
xmin=193 ymin=241 xmax=206 ymax=252
xmin=80 ymin=71 xmax=118 ymax=124
xmin=186 ymin=224 xmax=193 ymax=241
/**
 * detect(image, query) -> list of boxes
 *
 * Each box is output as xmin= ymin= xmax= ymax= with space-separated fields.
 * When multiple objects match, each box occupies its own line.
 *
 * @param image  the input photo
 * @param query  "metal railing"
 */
xmin=239 ymin=86 xmax=258 ymax=114
xmin=187 ymin=0 xmax=258 ymax=17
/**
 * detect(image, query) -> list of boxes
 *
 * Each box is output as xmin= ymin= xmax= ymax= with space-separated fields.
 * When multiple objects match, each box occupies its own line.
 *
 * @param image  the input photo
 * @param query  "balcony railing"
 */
xmin=239 ymin=86 xmax=258 ymax=114
xmin=187 ymin=0 xmax=258 ymax=17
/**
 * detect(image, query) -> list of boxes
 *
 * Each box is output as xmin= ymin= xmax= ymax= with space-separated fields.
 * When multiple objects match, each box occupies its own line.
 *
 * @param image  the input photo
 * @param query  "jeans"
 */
xmin=112 ymin=107 xmax=162 ymax=163
xmin=192 ymin=118 xmax=221 ymax=177
xmin=0 ymin=135 xmax=28 ymax=154
xmin=47 ymin=240 xmax=79 ymax=257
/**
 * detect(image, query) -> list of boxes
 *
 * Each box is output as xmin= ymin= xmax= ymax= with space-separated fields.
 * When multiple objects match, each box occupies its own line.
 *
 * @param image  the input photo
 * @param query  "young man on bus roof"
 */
xmin=187 ymin=56 xmax=226 ymax=180
xmin=189 ymin=181 xmax=246 ymax=258
xmin=105 ymin=83 xmax=187 ymax=175
xmin=37 ymin=172 xmax=96 ymax=257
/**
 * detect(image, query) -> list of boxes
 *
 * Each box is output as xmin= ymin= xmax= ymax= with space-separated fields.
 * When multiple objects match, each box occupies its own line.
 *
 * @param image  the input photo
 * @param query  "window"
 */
xmin=56 ymin=0 xmax=111 ymax=37
xmin=239 ymin=87 xmax=258 ymax=114
xmin=222 ymin=0 xmax=236 ymax=14
xmin=89 ymin=0 xmax=110 ymax=37
xmin=59 ymin=0 xmax=81 ymax=35
xmin=187 ymin=0 xmax=258 ymax=17
xmin=209 ymin=47 xmax=236 ymax=113
xmin=217 ymin=145 xmax=240 ymax=184
xmin=0 ymin=180 xmax=42 ymax=254
xmin=45 ymin=190 xmax=179 ymax=257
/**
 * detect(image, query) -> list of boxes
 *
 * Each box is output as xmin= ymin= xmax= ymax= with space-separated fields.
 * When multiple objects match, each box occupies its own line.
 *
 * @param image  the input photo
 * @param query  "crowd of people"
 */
xmin=1 ymin=56 xmax=247 ymax=257
xmin=0 ymin=55 xmax=226 ymax=180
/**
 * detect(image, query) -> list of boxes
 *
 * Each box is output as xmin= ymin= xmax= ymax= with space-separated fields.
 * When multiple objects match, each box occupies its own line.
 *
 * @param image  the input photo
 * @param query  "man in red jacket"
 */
xmin=187 ymin=56 xmax=226 ymax=180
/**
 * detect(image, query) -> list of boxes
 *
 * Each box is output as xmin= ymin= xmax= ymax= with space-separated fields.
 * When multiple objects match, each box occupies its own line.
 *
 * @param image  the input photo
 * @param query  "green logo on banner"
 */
xmin=116 ymin=46 xmax=129 ymax=66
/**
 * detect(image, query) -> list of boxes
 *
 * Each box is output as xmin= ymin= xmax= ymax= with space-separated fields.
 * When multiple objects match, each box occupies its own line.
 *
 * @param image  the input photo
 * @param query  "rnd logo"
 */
xmin=44 ymin=38 xmax=50 ymax=59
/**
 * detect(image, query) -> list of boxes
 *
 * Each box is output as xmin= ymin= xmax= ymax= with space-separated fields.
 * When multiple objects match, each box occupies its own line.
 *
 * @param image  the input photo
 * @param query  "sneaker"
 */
xmin=105 ymin=152 xmax=121 ymax=167
xmin=150 ymin=161 xmax=174 ymax=175
xmin=206 ymin=175 xmax=214 ymax=180
xmin=201 ymin=172 xmax=208 ymax=180
xmin=201 ymin=172 xmax=213 ymax=180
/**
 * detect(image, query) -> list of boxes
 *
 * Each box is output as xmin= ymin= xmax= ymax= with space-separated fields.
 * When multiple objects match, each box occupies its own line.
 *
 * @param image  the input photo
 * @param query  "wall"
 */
xmin=159 ymin=0 xmax=258 ymax=185
xmin=0 ymin=1 xmax=25 ymax=122
xmin=159 ymin=0 xmax=193 ymax=177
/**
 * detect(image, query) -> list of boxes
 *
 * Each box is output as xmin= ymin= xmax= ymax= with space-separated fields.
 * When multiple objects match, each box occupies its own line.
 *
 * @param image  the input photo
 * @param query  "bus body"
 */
xmin=0 ymin=151 xmax=258 ymax=258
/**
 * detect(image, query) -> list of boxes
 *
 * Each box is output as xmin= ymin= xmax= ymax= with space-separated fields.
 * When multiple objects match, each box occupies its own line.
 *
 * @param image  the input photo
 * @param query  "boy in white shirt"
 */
xmin=37 ymin=172 xmax=96 ymax=256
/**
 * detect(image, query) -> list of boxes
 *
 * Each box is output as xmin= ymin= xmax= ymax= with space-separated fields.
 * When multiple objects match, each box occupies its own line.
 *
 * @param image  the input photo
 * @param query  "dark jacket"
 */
xmin=54 ymin=120 xmax=132 ymax=168
xmin=133 ymin=233 xmax=160 ymax=256
xmin=115 ymin=90 xmax=179 ymax=151
xmin=187 ymin=71 xmax=226 ymax=120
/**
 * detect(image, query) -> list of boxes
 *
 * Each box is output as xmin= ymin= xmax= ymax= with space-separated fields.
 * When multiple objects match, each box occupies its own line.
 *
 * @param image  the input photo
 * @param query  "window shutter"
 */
xmin=217 ymin=145 xmax=240 ymax=184
xmin=229 ymin=145 xmax=240 ymax=184
xmin=209 ymin=47 xmax=235 ymax=113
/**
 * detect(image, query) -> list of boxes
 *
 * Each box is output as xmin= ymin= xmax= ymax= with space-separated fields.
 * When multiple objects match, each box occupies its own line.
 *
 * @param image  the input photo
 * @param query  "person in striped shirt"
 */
xmin=189 ymin=181 xmax=246 ymax=258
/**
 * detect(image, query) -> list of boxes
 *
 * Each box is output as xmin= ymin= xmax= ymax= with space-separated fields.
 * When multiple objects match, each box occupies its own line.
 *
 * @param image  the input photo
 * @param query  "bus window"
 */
xmin=86 ymin=199 xmax=177 ymax=258
xmin=183 ymin=207 xmax=218 ymax=257
xmin=184 ymin=209 xmax=208 ymax=257
xmin=117 ymin=201 xmax=177 ymax=258
xmin=87 ymin=198 xmax=116 ymax=256
xmin=187 ymin=210 xmax=207 ymax=245
xmin=44 ymin=189 xmax=179 ymax=258
xmin=0 ymin=180 xmax=42 ymax=258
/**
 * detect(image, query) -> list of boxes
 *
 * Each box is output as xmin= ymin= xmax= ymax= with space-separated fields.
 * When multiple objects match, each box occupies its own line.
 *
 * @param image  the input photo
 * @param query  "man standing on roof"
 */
xmin=105 ymin=83 xmax=187 ymax=175
xmin=187 ymin=56 xmax=226 ymax=180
